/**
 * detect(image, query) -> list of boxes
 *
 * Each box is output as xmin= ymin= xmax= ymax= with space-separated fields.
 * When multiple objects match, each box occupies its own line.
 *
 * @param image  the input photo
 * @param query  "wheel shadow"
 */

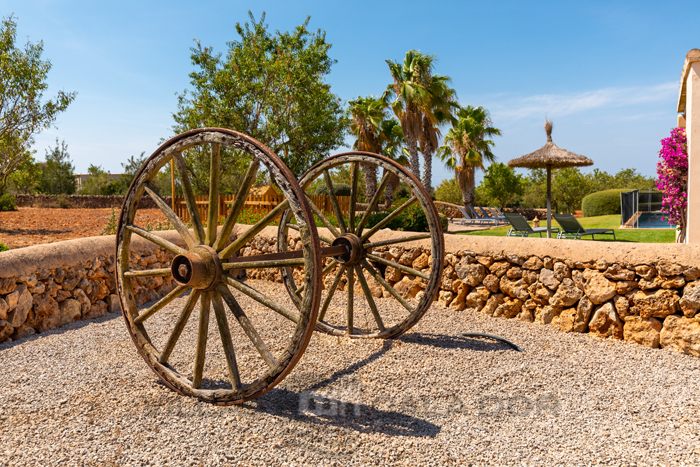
xmin=242 ymin=340 xmax=441 ymax=438
xmin=398 ymin=332 xmax=520 ymax=352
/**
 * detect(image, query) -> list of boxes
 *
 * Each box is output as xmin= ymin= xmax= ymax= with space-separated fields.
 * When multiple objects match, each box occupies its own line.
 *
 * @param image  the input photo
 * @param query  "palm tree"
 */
xmin=418 ymin=74 xmax=457 ymax=194
xmin=378 ymin=117 xmax=408 ymax=208
xmin=383 ymin=50 xmax=435 ymax=181
xmin=437 ymin=105 xmax=501 ymax=210
xmin=348 ymin=96 xmax=385 ymax=200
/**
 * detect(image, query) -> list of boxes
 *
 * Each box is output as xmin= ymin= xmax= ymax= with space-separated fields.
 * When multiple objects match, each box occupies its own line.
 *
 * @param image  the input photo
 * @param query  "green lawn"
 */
xmin=456 ymin=214 xmax=675 ymax=243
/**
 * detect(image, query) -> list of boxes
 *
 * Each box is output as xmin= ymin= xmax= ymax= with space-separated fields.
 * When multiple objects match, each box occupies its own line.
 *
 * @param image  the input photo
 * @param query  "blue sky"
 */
xmin=6 ymin=0 xmax=697 ymax=186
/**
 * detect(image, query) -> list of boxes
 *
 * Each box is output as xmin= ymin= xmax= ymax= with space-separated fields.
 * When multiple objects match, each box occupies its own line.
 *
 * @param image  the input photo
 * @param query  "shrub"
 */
xmin=54 ymin=194 xmax=71 ymax=209
xmin=100 ymin=208 xmax=118 ymax=235
xmin=0 ymin=194 xmax=17 ymax=211
xmin=582 ymin=189 xmax=632 ymax=217
xmin=434 ymin=178 xmax=462 ymax=205
xmin=0 ymin=243 xmax=9 ymax=252
xmin=314 ymin=182 xmax=351 ymax=196
xmin=364 ymin=204 xmax=429 ymax=232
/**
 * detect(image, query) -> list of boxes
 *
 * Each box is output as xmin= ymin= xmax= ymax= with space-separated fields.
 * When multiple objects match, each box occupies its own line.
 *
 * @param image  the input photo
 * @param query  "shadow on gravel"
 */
xmin=244 ymin=340 xmax=441 ymax=438
xmin=398 ymin=332 xmax=518 ymax=352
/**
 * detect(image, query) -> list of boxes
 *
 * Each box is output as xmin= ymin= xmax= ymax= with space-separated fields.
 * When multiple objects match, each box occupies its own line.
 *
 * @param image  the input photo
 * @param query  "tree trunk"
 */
xmin=458 ymin=166 xmax=475 ymax=212
xmin=364 ymin=163 xmax=377 ymax=202
xmin=406 ymin=136 xmax=420 ymax=180
xmin=384 ymin=179 xmax=395 ymax=210
xmin=421 ymin=142 xmax=433 ymax=194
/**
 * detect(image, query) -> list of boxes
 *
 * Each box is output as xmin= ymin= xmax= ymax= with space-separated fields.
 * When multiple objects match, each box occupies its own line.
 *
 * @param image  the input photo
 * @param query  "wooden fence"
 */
xmin=173 ymin=193 xmax=351 ymax=223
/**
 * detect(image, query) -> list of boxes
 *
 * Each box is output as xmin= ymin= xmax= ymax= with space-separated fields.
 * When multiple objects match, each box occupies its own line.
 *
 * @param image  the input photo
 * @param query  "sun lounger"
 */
xmin=476 ymin=206 xmax=507 ymax=225
xmin=553 ymin=213 xmax=616 ymax=240
xmin=455 ymin=206 xmax=488 ymax=225
xmin=503 ymin=213 xmax=558 ymax=237
xmin=464 ymin=206 xmax=498 ymax=225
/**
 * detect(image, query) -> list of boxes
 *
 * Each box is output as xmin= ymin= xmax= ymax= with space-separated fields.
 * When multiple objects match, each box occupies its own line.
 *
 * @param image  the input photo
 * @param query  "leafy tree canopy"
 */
xmin=481 ymin=162 xmax=525 ymax=210
xmin=173 ymin=11 xmax=348 ymax=189
xmin=0 ymin=15 xmax=76 ymax=195
xmin=39 ymin=139 xmax=76 ymax=194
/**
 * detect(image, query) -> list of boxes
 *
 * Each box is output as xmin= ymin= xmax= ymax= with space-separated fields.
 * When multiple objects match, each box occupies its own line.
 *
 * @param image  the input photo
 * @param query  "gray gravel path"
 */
xmin=1 ymin=280 xmax=700 ymax=466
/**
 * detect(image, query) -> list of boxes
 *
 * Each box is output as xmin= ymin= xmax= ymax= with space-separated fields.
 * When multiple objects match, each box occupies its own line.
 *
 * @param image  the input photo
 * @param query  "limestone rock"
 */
xmin=394 ymin=277 xmax=422 ymax=300
xmin=613 ymin=294 xmax=631 ymax=318
xmin=11 ymin=323 xmax=35 ymax=340
xmin=558 ymin=308 xmax=578 ymax=332
xmin=588 ymin=302 xmax=623 ymax=339
xmin=573 ymin=297 xmax=594 ymax=333
xmin=449 ymin=282 xmax=470 ymax=311
xmin=680 ymin=281 xmax=700 ymax=318
xmin=106 ymin=294 xmax=121 ymax=313
xmin=437 ymin=290 xmax=454 ymax=307
xmin=0 ymin=277 xmax=17 ymax=295
xmin=683 ymin=266 xmax=700 ymax=282
xmin=506 ymin=267 xmax=523 ymax=280
xmin=522 ymin=270 xmax=539 ymax=285
xmin=455 ymin=261 xmax=487 ymax=287
xmin=630 ymin=289 xmax=679 ymax=318
xmin=659 ymin=315 xmax=700 ymax=357
xmin=595 ymin=259 xmax=608 ymax=271
xmin=657 ymin=262 xmax=684 ymax=277
xmin=659 ymin=275 xmax=685 ymax=289
xmin=77 ymin=278 xmax=92 ymax=295
xmin=623 ymin=316 xmax=662 ymax=348
xmin=385 ymin=266 xmax=403 ymax=283
xmin=412 ymin=253 xmax=430 ymax=271
xmin=90 ymin=279 xmax=110 ymax=301
xmin=550 ymin=278 xmax=583 ymax=307
xmin=17 ymin=273 xmax=38 ymax=288
xmin=604 ymin=264 xmax=635 ymax=281
xmin=615 ymin=280 xmax=638 ymax=295
xmin=553 ymin=262 xmax=571 ymax=281
xmin=493 ymin=297 xmax=522 ymax=319
xmin=535 ymin=305 xmax=561 ymax=325
xmin=571 ymin=269 xmax=586 ymax=291
xmin=85 ymin=300 xmax=108 ymax=320
xmin=27 ymin=282 xmax=45 ymax=294
xmin=500 ymin=276 xmax=529 ymax=300
xmin=399 ymin=248 xmax=421 ymax=266
xmin=531 ymin=282 xmax=553 ymax=305
xmin=465 ymin=287 xmax=490 ymax=311
xmin=489 ymin=261 xmax=511 ymax=278
xmin=61 ymin=275 xmax=80 ymax=292
xmin=635 ymin=265 xmax=656 ymax=280
xmin=0 ymin=320 xmax=14 ymax=342
xmin=506 ymin=254 xmax=525 ymax=266
xmin=33 ymin=293 xmax=60 ymax=332
xmin=522 ymin=256 xmax=543 ymax=270
xmin=582 ymin=270 xmax=616 ymax=305
xmin=539 ymin=269 xmax=561 ymax=290
xmin=7 ymin=285 xmax=32 ymax=327
xmin=5 ymin=289 xmax=19 ymax=310
xmin=476 ymin=256 xmax=493 ymax=268
xmin=543 ymin=257 xmax=553 ymax=270
xmin=0 ymin=298 xmax=8 ymax=321
xmin=59 ymin=299 xmax=82 ymax=325
xmin=55 ymin=290 xmax=72 ymax=302
xmin=481 ymin=293 xmax=505 ymax=316
xmin=72 ymin=288 xmax=91 ymax=317
xmin=482 ymin=274 xmax=500 ymax=293
xmin=53 ymin=268 xmax=65 ymax=284
xmin=516 ymin=308 xmax=534 ymax=322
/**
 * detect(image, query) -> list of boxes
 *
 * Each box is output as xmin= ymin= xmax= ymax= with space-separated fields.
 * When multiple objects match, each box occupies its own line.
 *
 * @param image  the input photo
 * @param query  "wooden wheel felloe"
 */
xmin=115 ymin=128 xmax=322 ymax=405
xmin=278 ymin=152 xmax=445 ymax=339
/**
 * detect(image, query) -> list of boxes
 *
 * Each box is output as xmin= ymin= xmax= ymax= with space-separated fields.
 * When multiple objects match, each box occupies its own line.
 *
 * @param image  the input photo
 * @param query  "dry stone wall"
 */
xmin=2 ymin=228 xmax=700 ymax=359
xmin=12 ymin=194 xmax=171 ymax=209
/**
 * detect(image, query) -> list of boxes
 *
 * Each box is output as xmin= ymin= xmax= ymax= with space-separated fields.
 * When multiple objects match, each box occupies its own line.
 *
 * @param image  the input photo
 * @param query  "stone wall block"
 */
xmin=616 ymin=280 xmax=638 ymax=295
xmin=539 ymin=268 xmax=561 ymax=290
xmin=631 ymin=289 xmax=680 ymax=318
xmin=500 ymin=276 xmax=529 ymax=301
xmin=553 ymin=262 xmax=571 ymax=281
xmin=660 ymin=315 xmax=700 ymax=357
xmin=449 ymin=282 xmax=470 ymax=311
xmin=522 ymin=256 xmax=543 ymax=270
xmin=506 ymin=254 xmax=525 ymax=266
xmin=0 ymin=320 xmax=14 ymax=342
xmin=0 ymin=298 xmax=8 ymax=321
xmin=683 ymin=267 xmax=700 ymax=281
xmin=59 ymin=299 xmax=82 ymax=326
xmin=657 ymin=262 xmax=684 ymax=277
xmin=506 ymin=267 xmax=523 ymax=280
xmin=635 ymin=265 xmax=657 ymax=280
xmin=582 ymin=271 xmax=616 ymax=304
xmin=573 ymin=297 xmax=594 ymax=333
xmin=482 ymin=293 xmax=505 ymax=316
xmin=456 ymin=262 xmax=487 ymax=287
xmin=588 ymin=302 xmax=623 ymax=339
xmin=482 ymin=274 xmax=500 ymax=293
xmin=488 ymin=261 xmax=511 ymax=278
xmin=493 ymin=297 xmax=522 ymax=319
xmin=623 ymin=316 xmax=662 ymax=348
xmin=535 ymin=305 xmax=561 ymax=325
xmin=523 ymin=270 xmax=539 ymax=285
xmin=613 ymin=294 xmax=631 ymax=319
xmin=550 ymin=278 xmax=584 ymax=307
xmin=5 ymin=290 xmax=19 ymax=310
xmin=558 ymin=308 xmax=578 ymax=332
xmin=0 ymin=277 xmax=17 ymax=295
xmin=7 ymin=285 xmax=32 ymax=328
xmin=33 ymin=293 xmax=60 ymax=332
xmin=465 ymin=287 xmax=490 ymax=311
xmin=680 ymin=281 xmax=700 ymax=317
xmin=437 ymin=291 xmax=454 ymax=308
xmin=604 ymin=264 xmax=636 ymax=281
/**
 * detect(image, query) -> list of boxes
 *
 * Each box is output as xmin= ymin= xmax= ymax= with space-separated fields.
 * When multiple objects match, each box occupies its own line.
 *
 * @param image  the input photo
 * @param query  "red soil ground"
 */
xmin=0 ymin=208 xmax=168 ymax=250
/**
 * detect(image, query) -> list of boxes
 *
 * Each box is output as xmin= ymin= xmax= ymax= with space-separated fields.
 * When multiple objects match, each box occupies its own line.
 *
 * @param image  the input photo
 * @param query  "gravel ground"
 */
xmin=2 ymin=280 xmax=700 ymax=466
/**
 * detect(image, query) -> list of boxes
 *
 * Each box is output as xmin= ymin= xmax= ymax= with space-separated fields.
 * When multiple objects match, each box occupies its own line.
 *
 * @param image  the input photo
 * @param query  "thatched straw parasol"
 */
xmin=508 ymin=120 xmax=593 ymax=238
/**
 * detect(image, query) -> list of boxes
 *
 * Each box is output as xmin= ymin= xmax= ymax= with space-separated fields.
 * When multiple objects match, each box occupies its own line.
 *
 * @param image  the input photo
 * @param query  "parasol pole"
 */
xmin=546 ymin=164 xmax=552 ymax=239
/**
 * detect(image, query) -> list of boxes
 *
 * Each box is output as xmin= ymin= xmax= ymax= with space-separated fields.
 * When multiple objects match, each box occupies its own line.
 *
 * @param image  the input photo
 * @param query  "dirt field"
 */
xmin=0 ymin=207 xmax=168 ymax=249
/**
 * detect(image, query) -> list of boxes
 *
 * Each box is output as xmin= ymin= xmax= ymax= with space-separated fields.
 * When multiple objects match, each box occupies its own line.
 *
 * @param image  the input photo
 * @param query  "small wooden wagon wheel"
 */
xmin=115 ymin=128 xmax=323 ymax=404
xmin=277 ymin=152 xmax=445 ymax=339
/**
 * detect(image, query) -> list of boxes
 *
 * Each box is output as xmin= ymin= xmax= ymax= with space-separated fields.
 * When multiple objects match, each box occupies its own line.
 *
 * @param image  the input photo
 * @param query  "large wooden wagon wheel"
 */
xmin=115 ymin=128 xmax=324 ymax=405
xmin=277 ymin=152 xmax=445 ymax=339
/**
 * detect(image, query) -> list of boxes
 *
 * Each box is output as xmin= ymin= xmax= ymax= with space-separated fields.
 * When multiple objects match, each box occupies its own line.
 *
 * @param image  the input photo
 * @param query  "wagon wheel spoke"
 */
xmin=211 ymin=290 xmax=242 ymax=390
xmin=223 ymin=257 xmax=306 ymax=270
xmin=213 ymin=160 xmax=260 ymax=252
xmin=305 ymin=194 xmax=341 ymax=238
xmin=318 ymin=264 xmax=345 ymax=323
xmin=159 ymin=290 xmax=201 ymax=364
xmin=360 ymin=196 xmax=418 ymax=242
xmin=363 ymin=233 xmax=431 ymax=250
xmin=324 ymin=169 xmax=347 ymax=234
xmin=172 ymin=150 xmax=205 ymax=244
xmin=142 ymin=184 xmax=196 ymax=249
xmin=349 ymin=161 xmax=359 ymax=231
xmin=360 ymin=259 xmax=414 ymax=313
xmin=354 ymin=265 xmax=385 ymax=332
xmin=355 ymin=173 xmax=391 ymax=234
xmin=205 ymin=143 xmax=220 ymax=246
xmin=365 ymin=252 xmax=429 ymax=280
xmin=192 ymin=292 xmax=211 ymax=389
xmin=222 ymin=275 xmax=300 ymax=323
xmin=296 ymin=260 xmax=337 ymax=295
xmin=133 ymin=285 xmax=188 ymax=324
xmin=218 ymin=200 xmax=290 ymax=261
xmin=123 ymin=268 xmax=172 ymax=278
xmin=346 ymin=266 xmax=354 ymax=335
xmin=218 ymin=285 xmax=278 ymax=370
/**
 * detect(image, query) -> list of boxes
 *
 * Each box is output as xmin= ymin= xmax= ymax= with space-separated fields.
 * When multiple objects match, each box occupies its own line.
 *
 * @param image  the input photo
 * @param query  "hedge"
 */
xmin=582 ymin=189 xmax=632 ymax=217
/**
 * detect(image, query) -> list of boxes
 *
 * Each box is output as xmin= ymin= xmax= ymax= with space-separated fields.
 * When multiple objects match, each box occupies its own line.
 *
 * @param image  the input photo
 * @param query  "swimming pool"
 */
xmin=636 ymin=212 xmax=675 ymax=228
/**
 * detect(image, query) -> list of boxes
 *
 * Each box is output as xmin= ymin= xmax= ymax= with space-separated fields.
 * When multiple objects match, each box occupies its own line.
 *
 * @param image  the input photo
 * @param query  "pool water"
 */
xmin=636 ymin=212 xmax=675 ymax=229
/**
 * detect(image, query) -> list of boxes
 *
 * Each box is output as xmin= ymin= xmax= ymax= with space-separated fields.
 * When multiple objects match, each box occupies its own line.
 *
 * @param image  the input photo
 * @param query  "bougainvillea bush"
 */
xmin=656 ymin=127 xmax=688 ymax=241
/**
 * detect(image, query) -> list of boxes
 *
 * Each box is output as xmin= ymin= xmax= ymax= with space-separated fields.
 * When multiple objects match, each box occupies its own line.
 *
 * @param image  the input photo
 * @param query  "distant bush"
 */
xmin=314 ymin=182 xmax=351 ymax=196
xmin=0 ymin=243 xmax=9 ymax=252
xmin=365 ymin=204 xmax=429 ymax=232
xmin=0 ymin=194 xmax=17 ymax=211
xmin=435 ymin=179 xmax=462 ymax=205
xmin=582 ymin=189 xmax=631 ymax=217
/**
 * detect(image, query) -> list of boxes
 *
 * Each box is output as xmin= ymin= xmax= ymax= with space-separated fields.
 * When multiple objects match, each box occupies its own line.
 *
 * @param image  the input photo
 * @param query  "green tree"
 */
xmin=482 ymin=162 xmax=525 ymax=210
xmin=81 ymin=164 xmax=119 ymax=195
xmin=39 ymin=139 xmax=76 ymax=194
xmin=434 ymin=178 xmax=462 ymax=205
xmin=522 ymin=168 xmax=547 ymax=209
xmin=552 ymin=167 xmax=590 ymax=213
xmin=8 ymin=153 xmax=41 ymax=194
xmin=378 ymin=117 xmax=408 ymax=208
xmin=173 ymin=11 xmax=347 ymax=188
xmin=114 ymin=152 xmax=146 ymax=194
xmin=0 ymin=15 xmax=76 ymax=195
xmin=348 ymin=96 xmax=385 ymax=201
xmin=437 ymin=105 xmax=501 ymax=210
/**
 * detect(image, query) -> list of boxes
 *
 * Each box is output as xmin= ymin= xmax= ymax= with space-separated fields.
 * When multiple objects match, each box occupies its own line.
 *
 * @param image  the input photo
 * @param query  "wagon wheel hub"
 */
xmin=171 ymin=245 xmax=222 ymax=291
xmin=331 ymin=233 xmax=364 ymax=266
